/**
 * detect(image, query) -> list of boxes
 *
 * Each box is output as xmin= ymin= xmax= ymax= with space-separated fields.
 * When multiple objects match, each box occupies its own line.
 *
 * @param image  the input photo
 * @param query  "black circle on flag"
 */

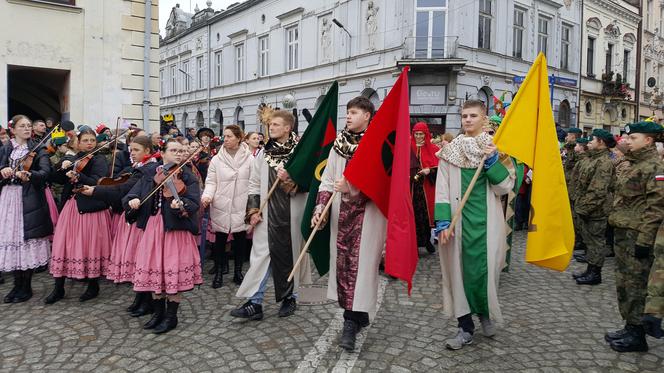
xmin=381 ymin=130 xmax=397 ymax=176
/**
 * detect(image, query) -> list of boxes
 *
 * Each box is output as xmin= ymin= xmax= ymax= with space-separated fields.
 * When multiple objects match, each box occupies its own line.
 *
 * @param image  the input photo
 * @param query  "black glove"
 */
xmin=634 ymin=244 xmax=651 ymax=259
xmin=642 ymin=315 xmax=663 ymax=339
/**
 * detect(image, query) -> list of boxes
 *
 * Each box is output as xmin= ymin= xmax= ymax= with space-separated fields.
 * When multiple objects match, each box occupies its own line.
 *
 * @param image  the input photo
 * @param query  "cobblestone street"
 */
xmin=1 ymin=232 xmax=663 ymax=372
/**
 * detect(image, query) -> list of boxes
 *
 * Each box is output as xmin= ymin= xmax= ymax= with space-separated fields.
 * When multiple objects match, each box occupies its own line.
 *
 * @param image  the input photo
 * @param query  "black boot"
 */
xmin=212 ymin=252 xmax=224 ymax=289
xmin=232 ymin=244 xmax=244 ymax=285
xmin=126 ymin=292 xmax=142 ymax=313
xmin=576 ymin=265 xmax=601 ymax=285
xmin=279 ymin=296 xmax=297 ymax=317
xmin=572 ymin=264 xmax=591 ymax=280
xmin=153 ymin=301 xmax=179 ymax=334
xmin=221 ymin=249 xmax=229 ymax=275
xmin=3 ymin=271 xmax=20 ymax=303
xmin=573 ymin=252 xmax=587 ymax=263
xmin=13 ymin=270 xmax=33 ymax=303
xmin=79 ymin=278 xmax=100 ymax=302
xmin=339 ymin=320 xmax=359 ymax=351
xmin=610 ymin=325 xmax=649 ymax=352
xmin=144 ymin=298 xmax=166 ymax=329
xmin=425 ymin=241 xmax=436 ymax=254
xmin=130 ymin=292 xmax=154 ymax=317
xmin=44 ymin=277 xmax=66 ymax=304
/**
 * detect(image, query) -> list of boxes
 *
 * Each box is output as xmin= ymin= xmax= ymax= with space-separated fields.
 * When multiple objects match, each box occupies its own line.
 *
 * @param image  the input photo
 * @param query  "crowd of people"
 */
xmin=0 ymin=98 xmax=662 ymax=355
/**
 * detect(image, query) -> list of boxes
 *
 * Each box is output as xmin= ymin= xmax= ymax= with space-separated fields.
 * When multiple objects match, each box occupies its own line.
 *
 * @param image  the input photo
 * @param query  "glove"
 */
xmin=634 ymin=244 xmax=651 ymax=259
xmin=433 ymin=220 xmax=450 ymax=235
xmin=642 ymin=315 xmax=663 ymax=339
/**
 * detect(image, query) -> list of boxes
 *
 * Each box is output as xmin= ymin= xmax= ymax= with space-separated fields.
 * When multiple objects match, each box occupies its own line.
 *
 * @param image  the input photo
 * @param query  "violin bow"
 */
xmin=109 ymin=117 xmax=121 ymax=178
xmin=59 ymin=129 xmax=131 ymax=171
xmin=12 ymin=125 xmax=61 ymax=173
xmin=136 ymin=147 xmax=203 ymax=208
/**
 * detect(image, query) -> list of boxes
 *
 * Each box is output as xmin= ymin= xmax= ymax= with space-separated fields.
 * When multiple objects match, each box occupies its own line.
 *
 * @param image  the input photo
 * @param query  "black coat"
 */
xmin=123 ymin=165 xmax=200 ymax=234
xmin=52 ymin=152 xmax=110 ymax=213
xmin=0 ymin=141 xmax=54 ymax=239
xmin=112 ymin=148 xmax=132 ymax=177
xmin=92 ymin=162 xmax=159 ymax=216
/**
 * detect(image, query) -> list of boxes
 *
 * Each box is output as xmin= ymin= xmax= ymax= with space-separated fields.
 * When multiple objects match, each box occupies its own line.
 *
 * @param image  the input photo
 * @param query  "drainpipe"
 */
xmin=143 ymin=0 xmax=153 ymax=130
xmin=575 ymin=0 xmax=584 ymax=129
xmin=633 ymin=1 xmax=642 ymax=122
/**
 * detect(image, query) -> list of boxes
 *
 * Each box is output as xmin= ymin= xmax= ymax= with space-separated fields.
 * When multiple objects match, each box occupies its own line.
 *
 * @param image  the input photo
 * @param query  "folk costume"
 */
xmin=410 ymin=122 xmax=439 ymax=252
xmin=0 ymin=140 xmax=53 ymax=303
xmin=434 ymin=132 xmax=515 ymax=344
xmin=233 ymin=133 xmax=310 ymax=319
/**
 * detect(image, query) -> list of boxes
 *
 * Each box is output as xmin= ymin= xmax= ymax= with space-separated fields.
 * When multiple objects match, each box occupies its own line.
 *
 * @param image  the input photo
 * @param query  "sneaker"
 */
xmin=230 ymin=301 xmax=263 ymax=320
xmin=479 ymin=316 xmax=496 ymax=337
xmin=278 ymin=297 xmax=297 ymax=317
xmin=339 ymin=320 xmax=359 ymax=351
xmin=445 ymin=328 xmax=473 ymax=350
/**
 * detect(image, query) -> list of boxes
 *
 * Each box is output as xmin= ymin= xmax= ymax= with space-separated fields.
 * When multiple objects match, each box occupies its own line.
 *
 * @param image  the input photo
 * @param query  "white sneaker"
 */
xmin=445 ymin=328 xmax=473 ymax=350
xmin=479 ymin=316 xmax=496 ymax=337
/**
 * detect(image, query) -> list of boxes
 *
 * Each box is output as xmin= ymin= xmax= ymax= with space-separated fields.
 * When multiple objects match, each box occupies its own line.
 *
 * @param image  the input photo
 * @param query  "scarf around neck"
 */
xmin=333 ymin=128 xmax=365 ymax=160
xmin=439 ymin=132 xmax=493 ymax=168
xmin=263 ymin=132 xmax=297 ymax=168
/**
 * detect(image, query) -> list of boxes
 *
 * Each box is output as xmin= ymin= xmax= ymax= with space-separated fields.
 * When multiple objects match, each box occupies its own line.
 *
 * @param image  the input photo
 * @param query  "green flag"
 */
xmin=285 ymin=81 xmax=338 ymax=275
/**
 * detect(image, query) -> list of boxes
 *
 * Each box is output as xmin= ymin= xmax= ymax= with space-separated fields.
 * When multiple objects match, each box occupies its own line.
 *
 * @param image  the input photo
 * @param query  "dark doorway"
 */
xmin=7 ymin=65 xmax=69 ymax=122
xmin=410 ymin=115 xmax=446 ymax=137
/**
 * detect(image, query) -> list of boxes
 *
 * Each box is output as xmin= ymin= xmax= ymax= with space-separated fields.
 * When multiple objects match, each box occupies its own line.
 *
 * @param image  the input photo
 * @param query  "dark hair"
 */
xmin=131 ymin=135 xmax=153 ymax=153
xmin=224 ymin=124 xmax=244 ymax=140
xmin=599 ymin=136 xmax=617 ymax=149
xmin=462 ymin=99 xmax=487 ymax=112
xmin=270 ymin=110 xmax=295 ymax=129
xmin=77 ymin=128 xmax=97 ymax=141
xmin=347 ymin=96 xmax=375 ymax=115
xmin=10 ymin=114 xmax=31 ymax=128
xmin=33 ymin=119 xmax=45 ymax=125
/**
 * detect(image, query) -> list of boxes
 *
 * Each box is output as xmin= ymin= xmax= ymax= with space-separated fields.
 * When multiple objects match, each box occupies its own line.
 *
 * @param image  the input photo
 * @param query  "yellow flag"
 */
xmin=493 ymin=53 xmax=574 ymax=271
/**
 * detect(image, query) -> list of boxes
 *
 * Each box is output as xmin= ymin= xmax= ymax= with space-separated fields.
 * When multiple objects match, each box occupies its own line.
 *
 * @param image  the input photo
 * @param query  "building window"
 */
xmin=623 ymin=49 xmax=630 ymax=83
xmin=414 ymin=0 xmax=447 ymax=58
xmin=512 ymin=8 xmax=525 ymax=59
xmin=259 ymin=36 xmax=269 ymax=77
xmin=478 ymin=0 xmax=492 ymax=50
xmin=647 ymin=0 xmax=653 ymax=29
xmin=197 ymin=56 xmax=204 ymax=90
xmin=587 ymin=37 xmax=595 ymax=77
xmin=561 ymin=24 xmax=571 ymax=70
xmin=605 ymin=43 xmax=613 ymax=74
xmin=160 ymin=69 xmax=164 ymax=95
xmin=214 ymin=51 xmax=222 ymax=86
xmin=182 ymin=60 xmax=190 ymax=92
xmin=286 ymin=25 xmax=299 ymax=71
xmin=235 ymin=43 xmax=245 ymax=82
xmin=537 ymin=16 xmax=549 ymax=56
xmin=170 ymin=64 xmax=177 ymax=95
xmin=558 ymin=100 xmax=571 ymax=127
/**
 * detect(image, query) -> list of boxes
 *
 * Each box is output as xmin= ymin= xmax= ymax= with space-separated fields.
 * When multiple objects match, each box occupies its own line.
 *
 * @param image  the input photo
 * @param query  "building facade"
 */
xmin=0 ymin=0 xmax=161 ymax=131
xmin=160 ymin=0 xmax=581 ymax=135
xmin=579 ymin=0 xmax=640 ymax=134
xmin=638 ymin=0 xmax=664 ymax=120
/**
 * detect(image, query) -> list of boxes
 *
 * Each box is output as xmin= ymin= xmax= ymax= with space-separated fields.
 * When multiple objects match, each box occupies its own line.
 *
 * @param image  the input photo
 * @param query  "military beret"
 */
xmin=576 ymin=137 xmax=590 ymax=144
xmin=624 ymin=121 xmax=664 ymax=134
xmin=592 ymin=128 xmax=613 ymax=141
xmin=52 ymin=136 xmax=68 ymax=146
xmin=489 ymin=115 xmax=502 ymax=125
xmin=96 ymin=133 xmax=109 ymax=142
xmin=566 ymin=127 xmax=582 ymax=134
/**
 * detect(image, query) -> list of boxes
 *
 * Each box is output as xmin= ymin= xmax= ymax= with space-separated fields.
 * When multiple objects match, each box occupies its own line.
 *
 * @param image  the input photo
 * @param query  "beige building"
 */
xmin=0 ymin=0 xmax=160 ymax=131
xmin=579 ymin=0 xmax=640 ymax=134
xmin=638 ymin=0 xmax=664 ymax=120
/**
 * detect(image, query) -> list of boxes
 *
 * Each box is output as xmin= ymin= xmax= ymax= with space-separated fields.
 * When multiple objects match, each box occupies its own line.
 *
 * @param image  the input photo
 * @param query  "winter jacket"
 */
xmin=52 ymin=152 xmax=110 ymax=213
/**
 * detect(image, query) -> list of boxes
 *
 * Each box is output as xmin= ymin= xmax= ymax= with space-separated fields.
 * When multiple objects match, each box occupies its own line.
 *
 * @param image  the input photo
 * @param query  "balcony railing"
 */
xmin=403 ymin=36 xmax=459 ymax=59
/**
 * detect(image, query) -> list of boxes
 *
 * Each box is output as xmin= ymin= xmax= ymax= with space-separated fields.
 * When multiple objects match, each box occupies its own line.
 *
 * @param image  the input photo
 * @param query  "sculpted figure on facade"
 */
xmin=320 ymin=18 xmax=332 ymax=62
xmin=366 ymin=1 xmax=379 ymax=51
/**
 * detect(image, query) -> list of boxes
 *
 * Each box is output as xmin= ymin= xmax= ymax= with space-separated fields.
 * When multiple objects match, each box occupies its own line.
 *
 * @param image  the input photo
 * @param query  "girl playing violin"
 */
xmin=0 ymin=115 xmax=53 ymax=303
xmin=46 ymin=127 xmax=112 ymax=304
xmin=78 ymin=135 xmax=160 ymax=317
xmin=124 ymin=138 xmax=202 ymax=334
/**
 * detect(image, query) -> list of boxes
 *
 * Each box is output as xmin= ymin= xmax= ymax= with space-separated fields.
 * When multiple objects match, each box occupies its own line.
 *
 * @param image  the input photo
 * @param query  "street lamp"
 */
xmin=332 ymin=18 xmax=351 ymax=38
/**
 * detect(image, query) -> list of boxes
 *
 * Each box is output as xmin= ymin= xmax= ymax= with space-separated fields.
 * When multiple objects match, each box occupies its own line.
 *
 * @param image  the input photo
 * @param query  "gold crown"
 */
xmin=51 ymin=126 xmax=66 ymax=140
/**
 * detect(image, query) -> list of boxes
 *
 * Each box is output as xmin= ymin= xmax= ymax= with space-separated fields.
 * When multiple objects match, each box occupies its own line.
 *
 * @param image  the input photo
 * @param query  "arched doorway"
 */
xmin=361 ymin=88 xmax=381 ymax=109
xmin=181 ymin=112 xmax=188 ymax=133
xmin=196 ymin=110 xmax=204 ymax=127
xmin=214 ymin=108 xmax=223 ymax=135
xmin=477 ymin=86 xmax=493 ymax=114
xmin=558 ymin=100 xmax=571 ymax=127
xmin=234 ymin=106 xmax=245 ymax=130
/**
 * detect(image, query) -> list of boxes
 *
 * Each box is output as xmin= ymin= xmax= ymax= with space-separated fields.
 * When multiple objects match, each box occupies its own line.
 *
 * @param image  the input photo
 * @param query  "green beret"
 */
xmin=576 ymin=137 xmax=590 ymax=144
xmin=624 ymin=121 xmax=664 ymax=134
xmin=566 ymin=127 xmax=582 ymax=134
xmin=592 ymin=128 xmax=613 ymax=141
xmin=52 ymin=137 xmax=67 ymax=146
xmin=489 ymin=115 xmax=502 ymax=125
xmin=96 ymin=134 xmax=109 ymax=142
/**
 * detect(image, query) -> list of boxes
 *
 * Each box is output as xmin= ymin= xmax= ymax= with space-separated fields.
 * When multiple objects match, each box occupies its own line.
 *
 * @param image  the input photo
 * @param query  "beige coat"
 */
xmin=202 ymin=143 xmax=252 ymax=233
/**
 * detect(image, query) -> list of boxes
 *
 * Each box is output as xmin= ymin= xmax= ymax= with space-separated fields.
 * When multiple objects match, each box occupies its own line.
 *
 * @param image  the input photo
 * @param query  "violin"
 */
xmin=154 ymin=162 xmax=188 ymax=217
xmin=98 ymin=173 xmax=131 ymax=186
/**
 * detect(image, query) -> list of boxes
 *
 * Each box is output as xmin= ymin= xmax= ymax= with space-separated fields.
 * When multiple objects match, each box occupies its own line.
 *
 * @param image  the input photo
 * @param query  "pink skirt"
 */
xmin=132 ymin=211 xmax=202 ymax=294
xmin=106 ymin=213 xmax=143 ymax=283
xmin=110 ymin=212 xmax=123 ymax=240
xmin=45 ymin=187 xmax=59 ymax=227
xmin=50 ymin=199 xmax=112 ymax=279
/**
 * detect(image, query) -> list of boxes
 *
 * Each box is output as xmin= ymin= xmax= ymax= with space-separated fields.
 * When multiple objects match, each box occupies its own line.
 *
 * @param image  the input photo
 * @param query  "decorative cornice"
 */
xmin=276 ymin=7 xmax=305 ymax=21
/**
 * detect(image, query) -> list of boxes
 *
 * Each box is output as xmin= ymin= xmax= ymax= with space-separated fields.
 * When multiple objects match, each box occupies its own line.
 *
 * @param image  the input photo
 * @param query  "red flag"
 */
xmin=344 ymin=67 xmax=418 ymax=293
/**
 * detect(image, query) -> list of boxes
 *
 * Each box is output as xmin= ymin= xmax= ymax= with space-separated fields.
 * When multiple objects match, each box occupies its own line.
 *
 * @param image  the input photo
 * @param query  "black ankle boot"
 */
xmin=131 ymin=292 xmax=154 ymax=317
xmin=339 ymin=320 xmax=359 ymax=351
xmin=144 ymin=298 xmax=166 ymax=329
xmin=610 ymin=325 xmax=649 ymax=352
xmin=154 ymin=301 xmax=179 ymax=334
xmin=232 ymin=245 xmax=244 ymax=285
xmin=605 ymin=325 xmax=629 ymax=342
xmin=212 ymin=261 xmax=224 ymax=289
xmin=13 ymin=270 xmax=33 ymax=303
xmin=576 ymin=265 xmax=601 ymax=285
xmin=79 ymin=278 xmax=100 ymax=302
xmin=3 ymin=271 xmax=20 ymax=303
xmin=127 ymin=292 xmax=142 ymax=313
xmin=572 ymin=264 xmax=590 ymax=280
xmin=45 ymin=277 xmax=66 ymax=304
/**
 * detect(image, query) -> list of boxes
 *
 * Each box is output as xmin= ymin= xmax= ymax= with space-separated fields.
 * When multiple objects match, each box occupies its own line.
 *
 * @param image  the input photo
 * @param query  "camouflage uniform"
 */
xmin=574 ymin=148 xmax=614 ymax=267
xmin=563 ymin=142 xmax=578 ymax=192
xmin=569 ymin=152 xmax=588 ymax=244
xmin=48 ymin=151 xmax=66 ymax=205
xmin=645 ymin=221 xmax=664 ymax=318
xmin=609 ymin=144 xmax=664 ymax=325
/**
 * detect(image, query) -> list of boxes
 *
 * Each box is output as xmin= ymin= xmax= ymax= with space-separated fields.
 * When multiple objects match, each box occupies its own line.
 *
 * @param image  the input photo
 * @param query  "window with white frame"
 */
xmin=478 ymin=0 xmax=492 ymax=50
xmin=561 ymin=24 xmax=571 ymax=70
xmin=286 ymin=25 xmax=299 ymax=71
xmin=537 ymin=16 xmax=549 ymax=56
xmin=512 ymin=8 xmax=525 ymax=59
xmin=197 ymin=56 xmax=204 ymax=90
xmin=235 ymin=43 xmax=245 ymax=82
xmin=170 ymin=64 xmax=177 ymax=95
xmin=587 ymin=37 xmax=595 ymax=76
xmin=414 ymin=0 xmax=447 ymax=58
xmin=182 ymin=59 xmax=190 ymax=92
xmin=259 ymin=35 xmax=269 ymax=77
xmin=214 ymin=51 xmax=222 ymax=86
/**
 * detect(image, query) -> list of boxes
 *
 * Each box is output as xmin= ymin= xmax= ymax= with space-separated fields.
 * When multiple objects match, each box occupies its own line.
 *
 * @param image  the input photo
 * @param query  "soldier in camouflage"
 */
xmin=569 ymin=138 xmax=590 ymax=262
xmin=605 ymin=121 xmax=664 ymax=353
xmin=643 ymin=221 xmax=664 ymax=339
xmin=572 ymin=130 xmax=616 ymax=285
xmin=563 ymin=128 xmax=585 ymax=253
